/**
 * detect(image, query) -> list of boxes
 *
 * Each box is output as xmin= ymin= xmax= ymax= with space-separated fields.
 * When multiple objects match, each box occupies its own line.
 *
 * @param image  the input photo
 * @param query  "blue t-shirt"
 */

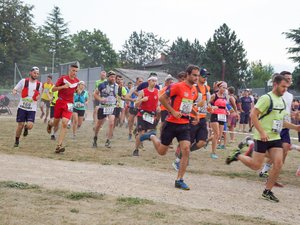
xmin=240 ymin=96 xmax=252 ymax=112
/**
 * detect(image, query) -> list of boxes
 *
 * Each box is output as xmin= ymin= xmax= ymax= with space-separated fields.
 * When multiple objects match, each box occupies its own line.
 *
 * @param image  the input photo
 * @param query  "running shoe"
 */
xmin=175 ymin=179 xmax=190 ymax=190
xmin=128 ymin=133 xmax=132 ymax=141
xmin=23 ymin=126 xmax=28 ymax=137
xmin=14 ymin=142 xmax=19 ymax=147
xmin=259 ymin=171 xmax=269 ymax=178
xmin=92 ymin=136 xmax=97 ymax=148
xmin=132 ymin=149 xmax=139 ymax=156
xmin=55 ymin=145 xmax=65 ymax=153
xmin=210 ymin=153 xmax=218 ymax=159
xmin=238 ymin=136 xmax=252 ymax=149
xmin=140 ymin=130 xmax=156 ymax=142
xmin=225 ymin=148 xmax=241 ymax=164
xmin=67 ymin=124 xmax=71 ymax=129
xmin=50 ymin=135 xmax=56 ymax=140
xmin=262 ymin=190 xmax=279 ymax=202
xmin=172 ymin=160 xmax=180 ymax=171
xmin=105 ymin=139 xmax=111 ymax=148
xmin=47 ymin=122 xmax=52 ymax=134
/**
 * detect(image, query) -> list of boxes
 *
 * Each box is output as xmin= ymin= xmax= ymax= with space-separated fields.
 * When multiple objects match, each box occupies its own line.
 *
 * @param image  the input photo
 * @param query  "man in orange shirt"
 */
xmin=172 ymin=68 xmax=211 ymax=170
xmin=140 ymin=65 xmax=199 ymax=190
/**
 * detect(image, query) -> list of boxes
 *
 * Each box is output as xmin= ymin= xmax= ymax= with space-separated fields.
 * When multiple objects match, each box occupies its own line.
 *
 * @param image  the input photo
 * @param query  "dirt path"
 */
xmin=0 ymin=153 xmax=299 ymax=224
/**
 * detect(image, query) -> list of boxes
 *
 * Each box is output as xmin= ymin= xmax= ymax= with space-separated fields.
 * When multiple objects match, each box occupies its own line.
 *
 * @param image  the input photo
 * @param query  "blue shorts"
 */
xmin=16 ymin=108 xmax=36 ymax=123
xmin=280 ymin=128 xmax=290 ymax=144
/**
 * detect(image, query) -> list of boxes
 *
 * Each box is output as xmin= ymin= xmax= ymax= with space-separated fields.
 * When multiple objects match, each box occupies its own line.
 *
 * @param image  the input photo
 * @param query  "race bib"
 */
xmin=272 ymin=120 xmax=283 ymax=133
xmin=75 ymin=102 xmax=84 ymax=108
xmin=106 ymin=96 xmax=116 ymax=105
xmin=143 ymin=112 xmax=155 ymax=124
xmin=198 ymin=102 xmax=207 ymax=114
xmin=20 ymin=98 xmax=33 ymax=110
xmin=67 ymin=103 xmax=73 ymax=112
xmin=217 ymin=114 xmax=226 ymax=122
xmin=103 ymin=106 xmax=114 ymax=115
xmin=179 ymin=98 xmax=193 ymax=115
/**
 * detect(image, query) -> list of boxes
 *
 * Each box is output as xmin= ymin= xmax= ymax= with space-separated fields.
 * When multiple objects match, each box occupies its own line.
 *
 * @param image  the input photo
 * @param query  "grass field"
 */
xmin=0 ymin=115 xmax=299 ymax=224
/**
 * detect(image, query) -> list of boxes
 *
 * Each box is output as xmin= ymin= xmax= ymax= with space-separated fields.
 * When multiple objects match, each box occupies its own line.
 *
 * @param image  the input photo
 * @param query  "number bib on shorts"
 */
xmin=74 ymin=102 xmax=85 ymax=108
xmin=103 ymin=106 xmax=114 ymax=115
xmin=67 ymin=103 xmax=73 ymax=112
xmin=20 ymin=98 xmax=34 ymax=110
xmin=217 ymin=114 xmax=226 ymax=122
xmin=272 ymin=120 xmax=283 ymax=133
xmin=179 ymin=98 xmax=193 ymax=115
xmin=142 ymin=112 xmax=155 ymax=124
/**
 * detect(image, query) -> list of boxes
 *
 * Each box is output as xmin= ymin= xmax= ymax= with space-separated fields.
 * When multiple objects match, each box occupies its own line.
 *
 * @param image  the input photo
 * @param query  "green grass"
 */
xmin=117 ymin=197 xmax=153 ymax=206
xmin=49 ymin=189 xmax=105 ymax=200
xmin=0 ymin=181 xmax=40 ymax=190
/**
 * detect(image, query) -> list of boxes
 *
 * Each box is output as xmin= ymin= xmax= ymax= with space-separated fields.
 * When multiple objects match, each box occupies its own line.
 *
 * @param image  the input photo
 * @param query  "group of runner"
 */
xmin=12 ymin=64 xmax=300 ymax=202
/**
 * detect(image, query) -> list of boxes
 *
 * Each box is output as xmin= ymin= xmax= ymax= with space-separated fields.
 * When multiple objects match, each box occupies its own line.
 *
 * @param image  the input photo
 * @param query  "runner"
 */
xmin=40 ymin=75 xmax=54 ymax=123
xmin=238 ymin=89 xmax=253 ymax=133
xmin=114 ymin=75 xmax=127 ymax=128
xmin=172 ymin=68 xmax=211 ymax=170
xmin=125 ymin=77 xmax=144 ymax=141
xmin=47 ymin=85 xmax=58 ymax=140
xmin=93 ymin=71 xmax=118 ymax=148
xmin=227 ymin=86 xmax=239 ymax=143
xmin=72 ymin=81 xmax=89 ymax=138
xmin=12 ymin=66 xmax=42 ymax=147
xmin=226 ymin=75 xmax=300 ymax=202
xmin=132 ymin=73 xmax=159 ymax=156
xmin=50 ymin=64 xmax=80 ymax=153
xmin=139 ymin=65 xmax=199 ymax=190
xmin=93 ymin=71 xmax=107 ymax=123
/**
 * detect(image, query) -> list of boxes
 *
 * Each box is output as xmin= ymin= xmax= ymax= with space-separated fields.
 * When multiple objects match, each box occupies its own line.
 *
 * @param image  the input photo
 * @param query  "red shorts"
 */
xmin=54 ymin=99 xmax=73 ymax=120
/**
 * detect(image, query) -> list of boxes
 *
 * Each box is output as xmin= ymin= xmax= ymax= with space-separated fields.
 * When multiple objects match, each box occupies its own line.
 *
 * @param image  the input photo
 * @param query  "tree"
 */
xmin=283 ymin=27 xmax=300 ymax=64
xmin=166 ymin=38 xmax=204 ymax=76
xmin=120 ymin=30 xmax=168 ymax=68
xmin=247 ymin=61 xmax=274 ymax=88
xmin=0 ymin=0 xmax=35 ymax=86
xmin=203 ymin=23 xmax=248 ymax=88
xmin=40 ymin=6 xmax=74 ymax=72
xmin=71 ymin=29 xmax=119 ymax=70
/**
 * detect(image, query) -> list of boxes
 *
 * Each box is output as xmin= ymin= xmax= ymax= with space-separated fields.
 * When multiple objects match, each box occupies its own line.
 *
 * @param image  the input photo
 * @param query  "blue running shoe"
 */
xmin=175 ymin=179 xmax=190 ymax=190
xmin=140 ymin=130 xmax=156 ymax=142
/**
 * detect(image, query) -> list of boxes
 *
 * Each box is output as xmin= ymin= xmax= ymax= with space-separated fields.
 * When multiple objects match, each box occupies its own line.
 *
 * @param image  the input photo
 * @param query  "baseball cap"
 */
xmin=107 ymin=70 xmax=116 ymax=77
xmin=78 ymin=80 xmax=85 ymax=85
xmin=200 ymin=68 xmax=210 ymax=77
xmin=164 ymin=74 xmax=174 ymax=82
xmin=31 ymin=66 xmax=39 ymax=72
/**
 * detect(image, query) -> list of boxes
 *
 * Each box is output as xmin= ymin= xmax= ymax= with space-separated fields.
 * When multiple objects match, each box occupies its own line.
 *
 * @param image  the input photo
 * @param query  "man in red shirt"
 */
xmin=51 ymin=64 xmax=79 ymax=153
xmin=132 ymin=73 xmax=159 ymax=156
xmin=140 ymin=65 xmax=199 ymax=190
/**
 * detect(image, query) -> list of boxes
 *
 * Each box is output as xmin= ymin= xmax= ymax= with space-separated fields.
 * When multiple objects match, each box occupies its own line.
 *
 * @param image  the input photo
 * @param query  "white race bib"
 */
xmin=67 ymin=103 xmax=73 ymax=112
xmin=20 ymin=98 xmax=33 ymax=110
xmin=272 ymin=120 xmax=283 ymax=133
xmin=103 ymin=106 xmax=114 ymax=115
xmin=179 ymin=98 xmax=193 ymax=115
xmin=142 ymin=112 xmax=155 ymax=124
xmin=75 ymin=102 xmax=84 ymax=108
xmin=217 ymin=114 xmax=226 ymax=122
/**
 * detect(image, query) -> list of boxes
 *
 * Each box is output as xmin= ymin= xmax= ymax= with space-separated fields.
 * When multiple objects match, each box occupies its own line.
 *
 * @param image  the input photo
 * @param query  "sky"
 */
xmin=22 ymin=0 xmax=300 ymax=72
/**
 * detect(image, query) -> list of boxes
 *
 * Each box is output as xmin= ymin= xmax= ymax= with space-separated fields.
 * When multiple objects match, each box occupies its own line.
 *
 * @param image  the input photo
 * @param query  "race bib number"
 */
xmin=67 ymin=103 xmax=73 ymax=112
xmin=198 ymin=102 xmax=207 ymax=114
xmin=272 ymin=120 xmax=283 ymax=133
xmin=143 ymin=112 xmax=155 ymax=124
xmin=75 ymin=102 xmax=84 ymax=108
xmin=20 ymin=98 xmax=33 ymax=110
xmin=103 ymin=106 xmax=114 ymax=115
xmin=179 ymin=98 xmax=193 ymax=115
xmin=217 ymin=114 xmax=226 ymax=122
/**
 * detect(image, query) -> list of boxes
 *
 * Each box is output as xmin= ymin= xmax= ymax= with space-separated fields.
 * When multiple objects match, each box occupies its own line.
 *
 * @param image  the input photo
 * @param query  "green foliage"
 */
xmin=66 ymin=192 xmax=105 ymax=200
xmin=291 ymin=65 xmax=300 ymax=91
xmin=0 ymin=0 xmax=35 ymax=85
xmin=166 ymin=38 xmax=204 ymax=76
xmin=283 ymin=27 xmax=300 ymax=64
xmin=117 ymin=197 xmax=153 ymax=206
xmin=203 ymin=23 xmax=248 ymax=88
xmin=120 ymin=30 xmax=168 ymax=68
xmin=247 ymin=61 xmax=273 ymax=88
xmin=71 ymin=29 xmax=119 ymax=70
xmin=0 ymin=181 xmax=40 ymax=189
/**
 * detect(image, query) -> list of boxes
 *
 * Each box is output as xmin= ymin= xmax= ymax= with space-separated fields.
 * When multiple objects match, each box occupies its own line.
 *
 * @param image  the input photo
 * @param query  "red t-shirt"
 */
xmin=138 ymin=88 xmax=159 ymax=116
xmin=165 ymin=82 xmax=198 ymax=124
xmin=56 ymin=75 xmax=79 ymax=103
